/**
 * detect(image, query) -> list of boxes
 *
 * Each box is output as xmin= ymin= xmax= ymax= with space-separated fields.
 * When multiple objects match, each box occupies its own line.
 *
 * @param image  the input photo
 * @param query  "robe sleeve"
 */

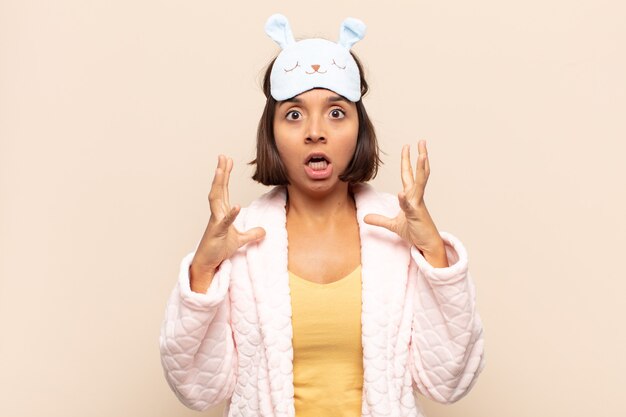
xmin=158 ymin=250 xmax=237 ymax=411
xmin=407 ymin=231 xmax=486 ymax=404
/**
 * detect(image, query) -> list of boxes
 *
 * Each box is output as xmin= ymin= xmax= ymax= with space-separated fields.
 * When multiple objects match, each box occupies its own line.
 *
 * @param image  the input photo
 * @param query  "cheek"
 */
xmin=274 ymin=138 xmax=300 ymax=171
xmin=274 ymin=123 xmax=303 ymax=158
xmin=273 ymin=143 xmax=287 ymax=165
xmin=273 ymin=128 xmax=288 ymax=155
xmin=345 ymin=141 xmax=358 ymax=163
xmin=339 ymin=123 xmax=359 ymax=156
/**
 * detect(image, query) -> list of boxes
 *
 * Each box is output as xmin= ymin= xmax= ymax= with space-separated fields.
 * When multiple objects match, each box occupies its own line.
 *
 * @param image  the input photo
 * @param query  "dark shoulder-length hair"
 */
xmin=250 ymin=51 xmax=382 ymax=185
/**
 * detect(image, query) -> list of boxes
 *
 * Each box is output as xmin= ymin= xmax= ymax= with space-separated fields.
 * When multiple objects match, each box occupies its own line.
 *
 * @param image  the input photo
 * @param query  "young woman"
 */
xmin=160 ymin=14 xmax=485 ymax=417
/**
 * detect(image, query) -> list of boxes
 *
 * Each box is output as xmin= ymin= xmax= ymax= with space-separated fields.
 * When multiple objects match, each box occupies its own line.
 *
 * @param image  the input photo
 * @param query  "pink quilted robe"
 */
xmin=159 ymin=183 xmax=486 ymax=417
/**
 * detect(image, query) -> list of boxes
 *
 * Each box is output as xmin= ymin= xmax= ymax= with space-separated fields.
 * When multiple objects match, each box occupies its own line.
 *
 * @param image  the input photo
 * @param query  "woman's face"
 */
xmin=273 ymin=88 xmax=359 ymax=195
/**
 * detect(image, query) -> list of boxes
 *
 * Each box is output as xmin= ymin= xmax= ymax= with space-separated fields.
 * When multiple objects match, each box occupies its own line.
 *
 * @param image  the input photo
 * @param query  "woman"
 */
xmin=160 ymin=14 xmax=485 ymax=417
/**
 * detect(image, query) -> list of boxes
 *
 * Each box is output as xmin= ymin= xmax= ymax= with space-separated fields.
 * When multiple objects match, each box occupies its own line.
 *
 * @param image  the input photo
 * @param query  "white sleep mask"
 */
xmin=264 ymin=13 xmax=366 ymax=102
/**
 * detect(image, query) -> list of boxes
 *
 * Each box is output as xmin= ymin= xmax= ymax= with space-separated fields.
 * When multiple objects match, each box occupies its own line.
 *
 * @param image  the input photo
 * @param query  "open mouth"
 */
xmin=306 ymin=155 xmax=330 ymax=171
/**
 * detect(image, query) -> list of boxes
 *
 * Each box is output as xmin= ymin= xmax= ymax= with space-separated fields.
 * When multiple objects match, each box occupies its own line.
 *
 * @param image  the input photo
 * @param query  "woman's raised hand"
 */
xmin=364 ymin=140 xmax=448 ymax=267
xmin=190 ymin=155 xmax=266 ymax=293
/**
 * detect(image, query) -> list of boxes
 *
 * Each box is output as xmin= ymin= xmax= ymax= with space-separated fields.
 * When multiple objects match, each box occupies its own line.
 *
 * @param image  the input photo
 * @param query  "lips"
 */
xmin=304 ymin=152 xmax=331 ymax=165
xmin=303 ymin=152 xmax=333 ymax=180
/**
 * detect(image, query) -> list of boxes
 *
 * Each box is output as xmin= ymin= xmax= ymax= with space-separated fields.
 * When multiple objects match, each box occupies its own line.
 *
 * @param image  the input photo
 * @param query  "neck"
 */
xmin=285 ymin=182 xmax=355 ymax=222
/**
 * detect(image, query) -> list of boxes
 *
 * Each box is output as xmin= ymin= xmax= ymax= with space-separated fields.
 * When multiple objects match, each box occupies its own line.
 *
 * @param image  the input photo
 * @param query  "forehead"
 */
xmin=277 ymin=88 xmax=353 ymax=108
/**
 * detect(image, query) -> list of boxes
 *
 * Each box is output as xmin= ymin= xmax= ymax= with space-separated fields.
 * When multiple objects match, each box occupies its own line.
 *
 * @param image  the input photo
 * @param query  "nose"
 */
xmin=311 ymin=64 xmax=320 ymax=72
xmin=305 ymin=114 xmax=326 ymax=143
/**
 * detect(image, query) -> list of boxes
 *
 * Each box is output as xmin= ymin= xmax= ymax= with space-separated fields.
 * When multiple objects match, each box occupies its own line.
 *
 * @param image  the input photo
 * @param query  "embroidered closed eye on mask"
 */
xmin=264 ymin=13 xmax=366 ymax=102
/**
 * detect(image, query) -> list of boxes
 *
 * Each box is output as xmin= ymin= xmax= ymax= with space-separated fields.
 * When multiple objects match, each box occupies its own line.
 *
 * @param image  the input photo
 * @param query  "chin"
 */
xmin=301 ymin=177 xmax=348 ymax=197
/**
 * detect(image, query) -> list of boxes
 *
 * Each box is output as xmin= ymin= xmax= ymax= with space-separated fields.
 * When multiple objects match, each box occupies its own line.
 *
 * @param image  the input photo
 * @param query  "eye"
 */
xmin=330 ymin=108 xmax=345 ymax=119
xmin=284 ymin=61 xmax=300 ymax=72
xmin=332 ymin=59 xmax=346 ymax=70
xmin=286 ymin=110 xmax=302 ymax=120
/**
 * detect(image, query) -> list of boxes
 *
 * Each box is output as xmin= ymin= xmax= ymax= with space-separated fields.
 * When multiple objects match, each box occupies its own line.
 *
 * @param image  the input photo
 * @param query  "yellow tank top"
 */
xmin=288 ymin=265 xmax=363 ymax=417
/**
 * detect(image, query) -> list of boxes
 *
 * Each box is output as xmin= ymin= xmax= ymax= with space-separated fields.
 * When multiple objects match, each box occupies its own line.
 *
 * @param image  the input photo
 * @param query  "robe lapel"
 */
xmin=243 ymin=184 xmax=410 ymax=417
xmin=353 ymin=183 xmax=411 ymax=416
xmin=244 ymin=186 xmax=294 ymax=417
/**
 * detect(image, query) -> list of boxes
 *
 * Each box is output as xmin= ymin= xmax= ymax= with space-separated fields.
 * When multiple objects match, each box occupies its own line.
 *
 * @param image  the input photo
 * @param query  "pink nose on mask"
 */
xmin=311 ymin=64 xmax=320 ymax=71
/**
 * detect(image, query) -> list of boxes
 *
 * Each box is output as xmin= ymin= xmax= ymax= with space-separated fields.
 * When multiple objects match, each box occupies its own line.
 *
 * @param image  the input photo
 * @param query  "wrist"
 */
xmin=418 ymin=240 xmax=449 ymax=268
xmin=189 ymin=262 xmax=218 ymax=294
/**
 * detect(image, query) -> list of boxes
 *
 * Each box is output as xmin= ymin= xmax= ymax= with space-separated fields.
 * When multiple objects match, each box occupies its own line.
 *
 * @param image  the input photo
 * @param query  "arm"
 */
xmin=159 ymin=251 xmax=237 ymax=411
xmin=363 ymin=142 xmax=485 ymax=401
xmin=407 ymin=231 xmax=486 ymax=404
xmin=158 ymin=155 xmax=264 ymax=410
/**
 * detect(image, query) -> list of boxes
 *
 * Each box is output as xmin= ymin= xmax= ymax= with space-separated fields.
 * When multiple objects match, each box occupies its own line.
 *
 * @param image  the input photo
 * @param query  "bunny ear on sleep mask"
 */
xmin=264 ymin=13 xmax=296 ymax=49
xmin=337 ymin=17 xmax=367 ymax=49
xmin=264 ymin=13 xmax=366 ymax=102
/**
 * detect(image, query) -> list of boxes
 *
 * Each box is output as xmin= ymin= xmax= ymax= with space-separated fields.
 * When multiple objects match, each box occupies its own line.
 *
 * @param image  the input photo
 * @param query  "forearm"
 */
xmin=408 ymin=231 xmax=485 ymax=403
xmin=160 ymin=252 xmax=237 ymax=409
xmin=160 ymin=286 xmax=237 ymax=410
xmin=409 ymin=275 xmax=484 ymax=403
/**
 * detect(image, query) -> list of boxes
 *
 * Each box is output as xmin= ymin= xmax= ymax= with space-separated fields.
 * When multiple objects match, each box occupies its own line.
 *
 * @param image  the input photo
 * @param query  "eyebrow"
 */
xmin=279 ymin=95 xmax=349 ymax=107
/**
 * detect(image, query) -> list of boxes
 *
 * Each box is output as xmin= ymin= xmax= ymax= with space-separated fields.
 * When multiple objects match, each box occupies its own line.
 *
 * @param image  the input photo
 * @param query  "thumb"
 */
xmin=237 ymin=227 xmax=266 ymax=248
xmin=363 ymin=213 xmax=394 ymax=231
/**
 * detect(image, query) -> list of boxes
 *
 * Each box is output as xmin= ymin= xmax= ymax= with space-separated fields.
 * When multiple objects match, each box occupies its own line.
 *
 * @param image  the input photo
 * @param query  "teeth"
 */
xmin=308 ymin=160 xmax=328 ymax=170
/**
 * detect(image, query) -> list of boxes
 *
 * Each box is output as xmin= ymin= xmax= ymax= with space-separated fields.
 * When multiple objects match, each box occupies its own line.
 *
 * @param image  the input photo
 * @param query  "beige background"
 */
xmin=1 ymin=0 xmax=625 ymax=416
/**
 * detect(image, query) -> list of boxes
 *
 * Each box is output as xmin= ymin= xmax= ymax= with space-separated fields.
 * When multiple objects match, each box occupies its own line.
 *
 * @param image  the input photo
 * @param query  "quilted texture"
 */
xmin=159 ymin=184 xmax=485 ymax=417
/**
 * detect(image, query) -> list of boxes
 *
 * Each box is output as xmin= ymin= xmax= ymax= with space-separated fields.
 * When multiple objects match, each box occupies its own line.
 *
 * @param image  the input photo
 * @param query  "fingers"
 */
xmin=209 ymin=155 xmax=234 ymax=215
xmin=416 ymin=140 xmax=430 ymax=182
xmin=363 ymin=213 xmax=395 ymax=231
xmin=208 ymin=155 xmax=226 ymax=213
xmin=400 ymin=145 xmax=414 ymax=189
xmin=238 ymin=227 xmax=267 ymax=247
xmin=402 ymin=141 xmax=431 ymax=190
xmin=223 ymin=156 xmax=233 ymax=209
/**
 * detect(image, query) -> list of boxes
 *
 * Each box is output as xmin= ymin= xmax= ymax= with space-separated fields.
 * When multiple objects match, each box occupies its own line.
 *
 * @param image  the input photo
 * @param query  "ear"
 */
xmin=264 ymin=13 xmax=296 ymax=49
xmin=337 ymin=17 xmax=366 ymax=49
